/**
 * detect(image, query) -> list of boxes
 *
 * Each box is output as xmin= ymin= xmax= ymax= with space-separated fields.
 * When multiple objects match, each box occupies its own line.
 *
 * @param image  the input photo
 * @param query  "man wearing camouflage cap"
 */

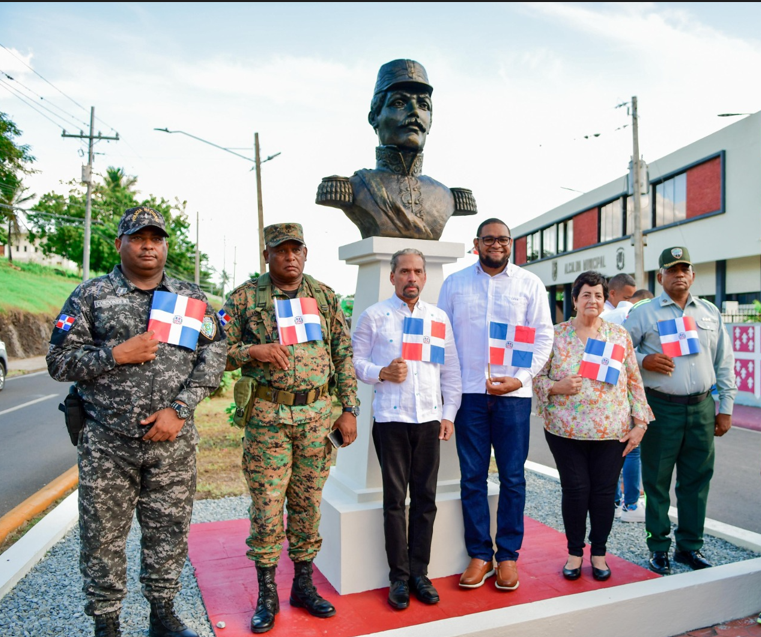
xmin=316 ymin=58 xmax=477 ymax=240
xmin=47 ymin=206 xmax=226 ymax=637
xmin=222 ymin=222 xmax=358 ymax=633
xmin=624 ymin=246 xmax=735 ymax=575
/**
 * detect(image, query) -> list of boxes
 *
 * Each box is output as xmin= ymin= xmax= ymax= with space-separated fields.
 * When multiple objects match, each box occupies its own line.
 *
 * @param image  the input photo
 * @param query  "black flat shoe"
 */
xmin=388 ymin=580 xmax=410 ymax=610
xmin=562 ymin=559 xmax=582 ymax=580
xmin=674 ymin=550 xmax=712 ymax=570
xmin=592 ymin=565 xmax=611 ymax=581
xmin=649 ymin=551 xmax=671 ymax=575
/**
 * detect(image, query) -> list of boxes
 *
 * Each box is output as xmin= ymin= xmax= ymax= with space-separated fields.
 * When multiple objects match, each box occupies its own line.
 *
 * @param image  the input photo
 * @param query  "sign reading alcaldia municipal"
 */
xmin=564 ymin=255 xmax=607 ymax=274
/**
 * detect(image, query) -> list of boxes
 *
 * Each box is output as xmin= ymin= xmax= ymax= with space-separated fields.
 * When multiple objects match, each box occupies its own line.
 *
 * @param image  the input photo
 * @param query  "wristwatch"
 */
xmin=342 ymin=406 xmax=360 ymax=417
xmin=171 ymin=401 xmax=191 ymax=420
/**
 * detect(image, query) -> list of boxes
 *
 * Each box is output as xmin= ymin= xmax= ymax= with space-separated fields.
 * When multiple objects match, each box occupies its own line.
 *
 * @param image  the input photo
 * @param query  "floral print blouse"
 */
xmin=534 ymin=320 xmax=653 ymax=441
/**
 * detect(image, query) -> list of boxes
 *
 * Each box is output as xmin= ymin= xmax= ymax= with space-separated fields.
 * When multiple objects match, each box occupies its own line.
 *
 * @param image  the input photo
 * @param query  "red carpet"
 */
xmin=188 ymin=517 xmax=659 ymax=636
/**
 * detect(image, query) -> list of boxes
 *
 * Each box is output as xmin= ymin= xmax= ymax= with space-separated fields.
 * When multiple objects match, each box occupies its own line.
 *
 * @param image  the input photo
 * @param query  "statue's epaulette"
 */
xmin=316 ymin=175 xmax=353 ymax=206
xmin=451 ymin=187 xmax=478 ymax=216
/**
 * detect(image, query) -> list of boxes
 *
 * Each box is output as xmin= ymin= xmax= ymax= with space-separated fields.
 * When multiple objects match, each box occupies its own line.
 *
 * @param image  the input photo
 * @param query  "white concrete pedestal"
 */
xmin=315 ymin=237 xmax=499 ymax=594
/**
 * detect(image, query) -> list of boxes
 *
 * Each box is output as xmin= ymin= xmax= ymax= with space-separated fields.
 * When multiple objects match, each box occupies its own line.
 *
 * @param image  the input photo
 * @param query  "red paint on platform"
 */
xmin=188 ymin=517 xmax=659 ymax=637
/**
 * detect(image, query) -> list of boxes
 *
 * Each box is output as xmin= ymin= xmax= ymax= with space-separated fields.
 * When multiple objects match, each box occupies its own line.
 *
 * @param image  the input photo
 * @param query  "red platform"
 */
xmin=188 ymin=517 xmax=659 ymax=637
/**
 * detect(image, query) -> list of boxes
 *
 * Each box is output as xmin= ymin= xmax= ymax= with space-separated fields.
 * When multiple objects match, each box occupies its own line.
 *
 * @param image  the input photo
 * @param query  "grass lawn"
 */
xmin=0 ymin=260 xmax=80 ymax=314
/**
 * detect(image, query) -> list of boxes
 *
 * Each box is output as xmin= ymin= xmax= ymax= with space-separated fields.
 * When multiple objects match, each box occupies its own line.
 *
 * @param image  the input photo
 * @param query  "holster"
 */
xmin=232 ymin=376 xmax=257 ymax=428
xmin=58 ymin=385 xmax=85 ymax=446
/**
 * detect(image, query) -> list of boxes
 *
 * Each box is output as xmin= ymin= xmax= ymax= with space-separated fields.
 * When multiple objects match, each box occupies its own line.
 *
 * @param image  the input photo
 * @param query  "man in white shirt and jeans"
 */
xmin=352 ymin=248 xmax=461 ymax=610
xmin=438 ymin=218 xmax=553 ymax=592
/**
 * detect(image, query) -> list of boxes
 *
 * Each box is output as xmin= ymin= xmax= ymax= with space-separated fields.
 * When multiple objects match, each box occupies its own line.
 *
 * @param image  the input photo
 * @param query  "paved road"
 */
xmin=527 ymin=411 xmax=761 ymax=534
xmin=0 ymin=371 xmax=75 ymax=517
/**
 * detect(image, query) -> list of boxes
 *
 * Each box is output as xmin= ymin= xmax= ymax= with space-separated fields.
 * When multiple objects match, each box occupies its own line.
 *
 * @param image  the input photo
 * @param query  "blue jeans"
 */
xmin=455 ymin=394 xmax=531 ymax=563
xmin=615 ymin=445 xmax=641 ymax=507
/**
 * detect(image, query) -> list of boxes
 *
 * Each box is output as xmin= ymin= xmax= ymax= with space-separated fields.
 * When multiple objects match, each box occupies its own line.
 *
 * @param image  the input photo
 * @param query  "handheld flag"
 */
xmin=658 ymin=317 xmax=701 ymax=357
xmin=148 ymin=291 xmax=207 ymax=350
xmin=579 ymin=338 xmax=626 ymax=385
xmin=401 ymin=316 xmax=446 ymax=364
xmin=275 ymin=298 xmax=323 ymax=345
xmin=489 ymin=322 xmax=535 ymax=368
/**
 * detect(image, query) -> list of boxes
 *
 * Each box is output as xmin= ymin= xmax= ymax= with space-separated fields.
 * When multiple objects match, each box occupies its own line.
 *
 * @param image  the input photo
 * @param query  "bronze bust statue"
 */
xmin=316 ymin=59 xmax=477 ymax=240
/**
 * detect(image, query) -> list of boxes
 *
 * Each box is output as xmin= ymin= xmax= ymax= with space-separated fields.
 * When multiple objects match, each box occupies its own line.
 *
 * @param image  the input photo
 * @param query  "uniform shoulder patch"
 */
xmin=51 ymin=314 xmax=77 ymax=345
xmin=200 ymin=315 xmax=217 ymax=340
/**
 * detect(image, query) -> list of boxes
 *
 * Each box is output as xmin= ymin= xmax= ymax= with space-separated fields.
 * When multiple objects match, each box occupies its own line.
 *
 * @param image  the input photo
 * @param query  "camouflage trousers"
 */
xmin=242 ymin=408 xmax=332 ymax=567
xmin=77 ymin=422 xmax=196 ymax=616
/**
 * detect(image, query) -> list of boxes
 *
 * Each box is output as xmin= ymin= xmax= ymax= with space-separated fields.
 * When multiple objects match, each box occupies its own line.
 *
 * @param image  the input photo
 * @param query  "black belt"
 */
xmin=646 ymin=388 xmax=711 ymax=405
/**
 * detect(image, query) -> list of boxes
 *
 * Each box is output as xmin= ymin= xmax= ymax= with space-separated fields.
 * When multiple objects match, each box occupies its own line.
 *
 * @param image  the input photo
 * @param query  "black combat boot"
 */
xmin=289 ymin=561 xmax=336 ymax=618
xmin=94 ymin=612 xmax=121 ymax=637
xmin=251 ymin=564 xmax=279 ymax=634
xmin=148 ymin=599 xmax=198 ymax=637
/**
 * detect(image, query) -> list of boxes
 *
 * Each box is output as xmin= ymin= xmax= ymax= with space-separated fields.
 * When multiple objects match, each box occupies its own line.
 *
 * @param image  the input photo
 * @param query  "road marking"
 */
xmin=0 ymin=394 xmax=59 ymax=417
xmin=6 ymin=371 xmax=49 ymax=381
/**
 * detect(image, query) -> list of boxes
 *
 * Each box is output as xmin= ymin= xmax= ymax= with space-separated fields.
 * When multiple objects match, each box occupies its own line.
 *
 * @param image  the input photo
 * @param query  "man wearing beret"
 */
xmin=316 ymin=58 xmax=477 ymax=241
xmin=625 ymin=246 xmax=735 ymax=575
xmin=47 ymin=207 xmax=226 ymax=637
xmin=222 ymin=223 xmax=358 ymax=633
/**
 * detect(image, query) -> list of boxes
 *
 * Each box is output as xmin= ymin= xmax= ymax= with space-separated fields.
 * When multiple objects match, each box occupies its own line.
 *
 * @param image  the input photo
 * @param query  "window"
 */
xmin=599 ymin=198 xmax=623 ymax=242
xmin=625 ymin=192 xmax=652 ymax=234
xmin=525 ymin=231 xmax=540 ymax=262
xmin=654 ymin=172 xmax=686 ymax=227
xmin=542 ymin=225 xmax=556 ymax=258
xmin=558 ymin=219 xmax=573 ymax=253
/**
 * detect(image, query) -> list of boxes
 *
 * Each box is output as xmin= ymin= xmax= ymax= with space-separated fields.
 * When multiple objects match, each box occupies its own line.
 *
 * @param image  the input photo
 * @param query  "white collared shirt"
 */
xmin=599 ymin=300 xmax=634 ymax=326
xmin=437 ymin=261 xmax=554 ymax=397
xmin=352 ymin=295 xmax=462 ymax=423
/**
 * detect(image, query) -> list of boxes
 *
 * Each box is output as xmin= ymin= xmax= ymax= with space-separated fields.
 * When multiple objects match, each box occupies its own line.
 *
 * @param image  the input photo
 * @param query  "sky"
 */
xmin=2 ymin=2 xmax=761 ymax=296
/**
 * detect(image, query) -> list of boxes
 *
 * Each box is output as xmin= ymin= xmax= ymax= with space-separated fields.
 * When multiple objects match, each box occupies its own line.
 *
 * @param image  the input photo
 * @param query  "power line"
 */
xmin=0 ymin=78 xmax=65 ymax=130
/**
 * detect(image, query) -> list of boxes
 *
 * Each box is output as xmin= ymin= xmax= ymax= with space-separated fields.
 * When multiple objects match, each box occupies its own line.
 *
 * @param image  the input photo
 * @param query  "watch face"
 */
xmin=173 ymin=403 xmax=190 ymax=419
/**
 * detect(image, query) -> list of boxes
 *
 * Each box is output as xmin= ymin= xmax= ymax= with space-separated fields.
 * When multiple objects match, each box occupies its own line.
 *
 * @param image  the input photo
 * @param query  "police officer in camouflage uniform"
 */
xmin=223 ymin=223 xmax=358 ymax=634
xmin=47 ymin=207 xmax=226 ymax=637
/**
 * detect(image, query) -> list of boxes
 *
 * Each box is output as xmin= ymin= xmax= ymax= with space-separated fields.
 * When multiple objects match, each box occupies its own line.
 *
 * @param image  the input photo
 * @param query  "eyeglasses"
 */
xmin=478 ymin=236 xmax=512 ymax=246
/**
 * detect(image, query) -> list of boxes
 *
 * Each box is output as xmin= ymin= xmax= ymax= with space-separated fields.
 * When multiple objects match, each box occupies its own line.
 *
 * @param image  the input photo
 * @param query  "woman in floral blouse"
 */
xmin=534 ymin=271 xmax=653 ymax=582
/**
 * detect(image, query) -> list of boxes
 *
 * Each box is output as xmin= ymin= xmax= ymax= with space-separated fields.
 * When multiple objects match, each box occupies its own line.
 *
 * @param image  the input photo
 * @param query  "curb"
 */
xmin=0 ymin=465 xmax=79 ymax=546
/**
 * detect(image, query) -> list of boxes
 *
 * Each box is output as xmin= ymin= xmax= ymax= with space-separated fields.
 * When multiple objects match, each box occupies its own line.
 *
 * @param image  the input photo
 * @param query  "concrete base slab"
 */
xmin=315 ymin=471 xmax=499 ymax=594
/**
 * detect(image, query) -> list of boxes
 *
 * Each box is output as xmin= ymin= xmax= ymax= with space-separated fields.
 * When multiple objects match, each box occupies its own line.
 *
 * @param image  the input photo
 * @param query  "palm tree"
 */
xmin=2 ymin=182 xmax=35 ymax=264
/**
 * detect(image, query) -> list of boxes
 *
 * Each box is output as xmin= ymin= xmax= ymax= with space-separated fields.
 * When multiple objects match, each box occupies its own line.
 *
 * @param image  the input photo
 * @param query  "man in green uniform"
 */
xmin=624 ymin=247 xmax=735 ymax=575
xmin=223 ymin=223 xmax=359 ymax=634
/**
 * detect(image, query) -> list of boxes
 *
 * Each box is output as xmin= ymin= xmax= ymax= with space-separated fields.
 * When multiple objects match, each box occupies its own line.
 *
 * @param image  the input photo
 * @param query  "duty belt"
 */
xmin=255 ymin=383 xmax=330 ymax=406
xmin=646 ymin=388 xmax=711 ymax=405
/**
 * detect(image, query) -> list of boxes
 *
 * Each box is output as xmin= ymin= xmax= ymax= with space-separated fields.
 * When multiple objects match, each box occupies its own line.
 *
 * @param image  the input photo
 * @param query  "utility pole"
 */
xmin=62 ymin=106 xmax=119 ymax=281
xmin=194 ymin=210 xmax=200 ymax=285
xmin=254 ymin=133 xmax=266 ymax=275
xmin=630 ymin=96 xmax=646 ymax=289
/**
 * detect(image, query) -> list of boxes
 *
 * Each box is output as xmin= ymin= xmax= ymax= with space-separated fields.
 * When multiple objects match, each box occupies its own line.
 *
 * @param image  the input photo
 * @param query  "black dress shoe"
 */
xmin=592 ymin=564 xmax=611 ymax=581
xmin=674 ymin=550 xmax=712 ymax=570
xmin=388 ymin=580 xmax=410 ymax=610
xmin=649 ymin=551 xmax=671 ymax=575
xmin=410 ymin=575 xmax=440 ymax=604
xmin=562 ymin=561 xmax=581 ymax=581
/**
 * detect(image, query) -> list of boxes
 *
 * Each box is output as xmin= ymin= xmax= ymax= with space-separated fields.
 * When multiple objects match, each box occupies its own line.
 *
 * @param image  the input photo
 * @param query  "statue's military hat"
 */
xmin=264 ymin=223 xmax=305 ymax=247
xmin=373 ymin=59 xmax=433 ymax=96
xmin=117 ymin=206 xmax=168 ymax=237
xmin=659 ymin=246 xmax=692 ymax=268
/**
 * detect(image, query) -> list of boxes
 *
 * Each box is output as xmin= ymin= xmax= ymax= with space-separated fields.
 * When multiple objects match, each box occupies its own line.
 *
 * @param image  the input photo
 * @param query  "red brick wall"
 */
xmin=686 ymin=157 xmax=722 ymax=219
xmin=573 ymin=208 xmax=599 ymax=250
xmin=514 ymin=236 xmax=527 ymax=264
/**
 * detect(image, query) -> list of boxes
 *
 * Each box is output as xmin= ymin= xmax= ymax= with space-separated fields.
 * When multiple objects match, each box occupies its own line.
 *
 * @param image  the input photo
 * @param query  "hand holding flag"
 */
xmin=148 ymin=291 xmax=207 ymax=350
xmin=578 ymin=338 xmax=626 ymax=385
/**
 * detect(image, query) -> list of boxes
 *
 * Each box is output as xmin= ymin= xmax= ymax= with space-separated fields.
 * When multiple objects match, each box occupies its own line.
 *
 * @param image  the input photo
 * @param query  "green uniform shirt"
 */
xmin=624 ymin=291 xmax=736 ymax=414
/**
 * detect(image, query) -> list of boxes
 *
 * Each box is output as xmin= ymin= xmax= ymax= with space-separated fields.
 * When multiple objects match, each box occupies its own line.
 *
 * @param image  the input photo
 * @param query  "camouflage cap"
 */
xmin=659 ymin=246 xmax=692 ymax=268
xmin=264 ymin=223 xmax=305 ymax=247
xmin=117 ymin=206 xmax=168 ymax=237
xmin=373 ymin=59 xmax=433 ymax=96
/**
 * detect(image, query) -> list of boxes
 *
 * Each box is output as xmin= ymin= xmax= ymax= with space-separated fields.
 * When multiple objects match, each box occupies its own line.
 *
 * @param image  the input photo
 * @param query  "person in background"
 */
xmin=604 ymin=273 xmax=636 ymax=312
xmin=534 ymin=271 xmax=652 ymax=581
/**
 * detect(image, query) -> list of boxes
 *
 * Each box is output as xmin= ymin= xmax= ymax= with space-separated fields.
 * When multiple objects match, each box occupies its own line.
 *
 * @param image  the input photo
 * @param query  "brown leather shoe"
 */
xmin=495 ymin=560 xmax=519 ymax=591
xmin=459 ymin=558 xmax=495 ymax=589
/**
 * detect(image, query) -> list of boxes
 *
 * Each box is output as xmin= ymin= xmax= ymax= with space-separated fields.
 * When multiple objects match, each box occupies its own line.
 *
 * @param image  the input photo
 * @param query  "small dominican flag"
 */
xmin=56 ymin=314 xmax=76 ymax=331
xmin=401 ymin=316 xmax=446 ymax=364
xmin=489 ymin=322 xmax=535 ymax=368
xmin=217 ymin=309 xmax=232 ymax=327
xmin=148 ymin=291 xmax=207 ymax=350
xmin=658 ymin=317 xmax=701 ymax=357
xmin=274 ymin=298 xmax=323 ymax=346
xmin=579 ymin=338 xmax=626 ymax=385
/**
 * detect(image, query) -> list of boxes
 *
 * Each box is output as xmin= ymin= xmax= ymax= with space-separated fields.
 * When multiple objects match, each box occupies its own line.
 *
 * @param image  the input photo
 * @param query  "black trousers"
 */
xmin=373 ymin=420 xmax=440 ymax=582
xmin=545 ymin=430 xmax=626 ymax=557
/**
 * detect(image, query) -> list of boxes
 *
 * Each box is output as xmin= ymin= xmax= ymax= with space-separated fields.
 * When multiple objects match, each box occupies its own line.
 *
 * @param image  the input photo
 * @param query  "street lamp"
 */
xmin=154 ymin=127 xmax=280 ymax=274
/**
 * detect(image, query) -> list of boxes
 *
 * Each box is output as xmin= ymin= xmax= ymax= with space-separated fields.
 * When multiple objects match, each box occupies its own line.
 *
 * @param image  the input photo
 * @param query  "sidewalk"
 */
xmin=731 ymin=404 xmax=761 ymax=433
xmin=7 ymin=355 xmax=47 ymax=373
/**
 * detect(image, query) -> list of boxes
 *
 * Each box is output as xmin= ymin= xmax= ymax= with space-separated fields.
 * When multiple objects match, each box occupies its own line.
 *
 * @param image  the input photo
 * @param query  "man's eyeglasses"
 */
xmin=478 ymin=236 xmax=512 ymax=246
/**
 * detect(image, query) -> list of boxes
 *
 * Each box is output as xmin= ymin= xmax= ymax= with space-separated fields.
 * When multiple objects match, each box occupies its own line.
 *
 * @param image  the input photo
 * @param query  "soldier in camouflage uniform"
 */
xmin=223 ymin=222 xmax=358 ymax=634
xmin=47 ymin=207 xmax=226 ymax=637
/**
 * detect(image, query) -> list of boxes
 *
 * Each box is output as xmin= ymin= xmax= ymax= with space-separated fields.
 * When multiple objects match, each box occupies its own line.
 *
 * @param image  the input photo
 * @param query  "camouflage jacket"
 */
xmin=223 ymin=275 xmax=358 ymax=426
xmin=47 ymin=265 xmax=226 ymax=439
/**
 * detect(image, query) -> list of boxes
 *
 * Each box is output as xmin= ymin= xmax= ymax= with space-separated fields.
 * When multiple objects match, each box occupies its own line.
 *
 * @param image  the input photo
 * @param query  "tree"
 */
xmin=0 ymin=112 xmax=36 ymax=260
xmin=27 ymin=167 xmax=215 ymax=290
